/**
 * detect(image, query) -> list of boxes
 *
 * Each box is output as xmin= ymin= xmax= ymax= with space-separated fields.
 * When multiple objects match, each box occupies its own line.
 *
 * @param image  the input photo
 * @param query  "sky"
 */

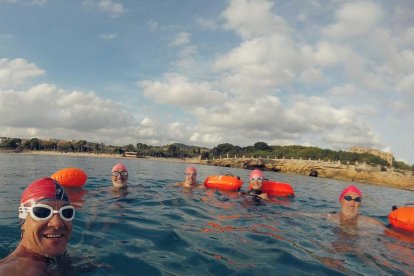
xmin=0 ymin=0 xmax=413 ymax=164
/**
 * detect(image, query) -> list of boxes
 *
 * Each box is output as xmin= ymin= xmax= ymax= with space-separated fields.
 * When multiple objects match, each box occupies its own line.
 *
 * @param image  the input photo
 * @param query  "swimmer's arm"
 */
xmin=258 ymin=193 xmax=270 ymax=200
xmin=363 ymin=216 xmax=385 ymax=227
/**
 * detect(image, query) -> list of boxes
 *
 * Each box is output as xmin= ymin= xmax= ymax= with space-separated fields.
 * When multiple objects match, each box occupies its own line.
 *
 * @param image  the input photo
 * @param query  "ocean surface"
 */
xmin=1 ymin=153 xmax=413 ymax=275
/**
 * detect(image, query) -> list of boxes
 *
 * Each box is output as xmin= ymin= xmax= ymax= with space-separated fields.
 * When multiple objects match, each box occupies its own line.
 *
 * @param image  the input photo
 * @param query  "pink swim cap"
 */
xmin=185 ymin=166 xmax=197 ymax=174
xmin=249 ymin=169 xmax=264 ymax=179
xmin=20 ymin=177 xmax=69 ymax=207
xmin=339 ymin=185 xmax=362 ymax=201
xmin=112 ymin=163 xmax=128 ymax=173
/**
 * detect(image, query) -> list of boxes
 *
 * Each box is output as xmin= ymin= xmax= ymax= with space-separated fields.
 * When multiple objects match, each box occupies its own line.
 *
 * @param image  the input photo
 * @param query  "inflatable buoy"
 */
xmin=249 ymin=180 xmax=295 ymax=197
xmin=388 ymin=206 xmax=414 ymax=231
xmin=51 ymin=168 xmax=88 ymax=188
xmin=204 ymin=175 xmax=243 ymax=191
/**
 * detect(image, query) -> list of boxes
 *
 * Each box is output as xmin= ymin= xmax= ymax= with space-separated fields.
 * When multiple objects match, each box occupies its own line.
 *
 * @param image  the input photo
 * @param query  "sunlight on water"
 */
xmin=0 ymin=153 xmax=413 ymax=275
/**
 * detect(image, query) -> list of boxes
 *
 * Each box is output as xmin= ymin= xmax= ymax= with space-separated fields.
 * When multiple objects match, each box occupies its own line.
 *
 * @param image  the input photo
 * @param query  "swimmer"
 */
xmin=176 ymin=166 xmax=203 ymax=188
xmin=327 ymin=185 xmax=383 ymax=227
xmin=0 ymin=177 xmax=75 ymax=274
xmin=111 ymin=163 xmax=128 ymax=189
xmin=247 ymin=169 xmax=269 ymax=200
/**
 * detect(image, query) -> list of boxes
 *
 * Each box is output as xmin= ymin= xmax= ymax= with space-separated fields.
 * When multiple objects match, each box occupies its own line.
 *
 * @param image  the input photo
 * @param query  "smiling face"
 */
xmin=250 ymin=177 xmax=264 ymax=191
xmin=340 ymin=191 xmax=361 ymax=219
xmin=184 ymin=172 xmax=197 ymax=186
xmin=20 ymin=200 xmax=72 ymax=257
xmin=111 ymin=171 xmax=128 ymax=188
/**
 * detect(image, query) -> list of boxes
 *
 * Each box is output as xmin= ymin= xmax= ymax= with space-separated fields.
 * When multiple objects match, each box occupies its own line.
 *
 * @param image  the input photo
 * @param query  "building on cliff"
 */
xmin=350 ymin=147 xmax=393 ymax=166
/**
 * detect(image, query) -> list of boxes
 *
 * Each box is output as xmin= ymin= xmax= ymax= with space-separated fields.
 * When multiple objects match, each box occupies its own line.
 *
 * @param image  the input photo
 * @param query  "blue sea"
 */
xmin=1 ymin=153 xmax=413 ymax=275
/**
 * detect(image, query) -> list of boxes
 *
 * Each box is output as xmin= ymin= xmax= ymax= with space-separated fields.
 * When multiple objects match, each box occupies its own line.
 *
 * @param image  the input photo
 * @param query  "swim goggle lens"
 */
xmin=112 ymin=171 xmax=128 ymax=177
xmin=19 ymin=204 xmax=75 ymax=221
xmin=343 ymin=195 xmax=361 ymax=202
xmin=250 ymin=177 xmax=264 ymax=181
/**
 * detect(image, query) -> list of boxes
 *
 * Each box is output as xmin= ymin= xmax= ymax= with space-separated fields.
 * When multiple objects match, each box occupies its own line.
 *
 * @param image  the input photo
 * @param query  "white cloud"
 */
xmin=404 ymin=27 xmax=414 ymax=45
xmin=222 ymin=0 xmax=290 ymax=39
xmin=299 ymin=68 xmax=325 ymax=85
xmin=300 ymin=42 xmax=339 ymax=67
xmin=0 ymin=0 xmax=47 ymax=6
xmin=397 ymin=73 xmax=414 ymax=95
xmin=196 ymin=17 xmax=219 ymax=31
xmin=214 ymin=35 xmax=298 ymax=95
xmin=147 ymin=20 xmax=158 ymax=30
xmin=0 ymin=83 xmax=133 ymax=130
xmin=139 ymin=73 xmax=227 ymax=107
xmin=0 ymin=58 xmax=45 ymax=89
xmin=97 ymin=0 xmax=124 ymax=18
xmin=99 ymin=33 xmax=117 ymax=40
xmin=82 ymin=0 xmax=124 ymax=18
xmin=170 ymin=32 xmax=191 ymax=46
xmin=168 ymin=122 xmax=189 ymax=140
xmin=187 ymin=93 xmax=382 ymax=151
xmin=323 ymin=1 xmax=383 ymax=39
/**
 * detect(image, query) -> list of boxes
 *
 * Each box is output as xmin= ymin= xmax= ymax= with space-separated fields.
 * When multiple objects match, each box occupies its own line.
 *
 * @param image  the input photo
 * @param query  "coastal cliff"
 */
xmin=202 ymin=158 xmax=414 ymax=191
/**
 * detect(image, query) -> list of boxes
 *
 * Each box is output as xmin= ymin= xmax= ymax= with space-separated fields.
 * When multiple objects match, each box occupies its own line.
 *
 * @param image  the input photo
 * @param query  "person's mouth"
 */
xmin=43 ymin=233 xmax=66 ymax=239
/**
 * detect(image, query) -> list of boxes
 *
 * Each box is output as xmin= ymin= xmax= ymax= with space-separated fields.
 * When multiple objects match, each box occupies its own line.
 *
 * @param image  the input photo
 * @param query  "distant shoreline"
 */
xmin=0 ymin=150 xmax=199 ymax=164
xmin=2 ymin=150 xmax=413 ymax=191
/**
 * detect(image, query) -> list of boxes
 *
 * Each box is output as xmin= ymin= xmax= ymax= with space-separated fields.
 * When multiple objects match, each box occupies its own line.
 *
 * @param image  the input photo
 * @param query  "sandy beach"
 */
xmin=2 ymin=150 xmax=200 ymax=164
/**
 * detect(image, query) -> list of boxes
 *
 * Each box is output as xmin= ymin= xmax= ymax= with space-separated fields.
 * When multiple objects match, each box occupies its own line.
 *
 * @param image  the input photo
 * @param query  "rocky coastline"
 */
xmin=199 ymin=157 xmax=414 ymax=191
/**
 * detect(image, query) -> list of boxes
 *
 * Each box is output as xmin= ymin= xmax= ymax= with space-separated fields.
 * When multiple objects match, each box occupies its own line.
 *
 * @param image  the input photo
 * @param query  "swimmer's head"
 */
xmin=339 ymin=185 xmax=362 ymax=202
xmin=111 ymin=163 xmax=128 ymax=188
xmin=112 ymin=163 xmax=128 ymax=173
xmin=19 ymin=177 xmax=69 ymax=220
xmin=19 ymin=177 xmax=73 ymax=257
xmin=184 ymin=166 xmax=197 ymax=186
xmin=185 ymin=166 xmax=197 ymax=175
xmin=249 ymin=169 xmax=264 ymax=180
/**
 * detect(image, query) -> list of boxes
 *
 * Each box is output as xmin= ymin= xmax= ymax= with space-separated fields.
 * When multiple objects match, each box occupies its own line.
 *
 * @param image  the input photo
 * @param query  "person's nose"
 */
xmin=48 ymin=213 xmax=65 ymax=229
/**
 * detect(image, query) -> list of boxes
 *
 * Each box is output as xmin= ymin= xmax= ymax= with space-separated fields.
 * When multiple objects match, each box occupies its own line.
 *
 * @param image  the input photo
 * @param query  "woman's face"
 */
xmin=21 ymin=200 xmax=73 ymax=257
xmin=340 ymin=191 xmax=361 ymax=218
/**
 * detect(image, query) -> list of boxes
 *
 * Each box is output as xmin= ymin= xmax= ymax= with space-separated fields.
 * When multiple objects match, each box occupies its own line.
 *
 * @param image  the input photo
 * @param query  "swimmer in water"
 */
xmin=247 ymin=169 xmax=269 ymax=200
xmin=327 ymin=185 xmax=383 ymax=227
xmin=0 ymin=177 xmax=75 ymax=274
xmin=111 ymin=163 xmax=128 ymax=189
xmin=176 ymin=166 xmax=203 ymax=188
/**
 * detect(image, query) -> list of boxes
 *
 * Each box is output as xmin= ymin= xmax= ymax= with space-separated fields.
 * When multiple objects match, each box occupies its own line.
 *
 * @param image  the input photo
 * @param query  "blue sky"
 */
xmin=0 ymin=0 xmax=413 ymax=164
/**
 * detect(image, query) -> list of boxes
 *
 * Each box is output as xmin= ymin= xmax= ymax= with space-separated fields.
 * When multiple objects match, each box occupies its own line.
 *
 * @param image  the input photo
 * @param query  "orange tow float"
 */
xmin=248 ymin=180 xmax=295 ymax=197
xmin=204 ymin=175 xmax=244 ymax=191
xmin=388 ymin=205 xmax=414 ymax=231
xmin=262 ymin=181 xmax=295 ymax=197
xmin=51 ymin=167 xmax=88 ymax=189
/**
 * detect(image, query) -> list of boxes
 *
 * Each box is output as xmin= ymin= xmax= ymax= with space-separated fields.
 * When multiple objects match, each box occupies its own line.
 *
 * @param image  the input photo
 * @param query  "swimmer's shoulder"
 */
xmin=174 ymin=182 xmax=184 ymax=187
xmin=0 ymin=254 xmax=47 ymax=275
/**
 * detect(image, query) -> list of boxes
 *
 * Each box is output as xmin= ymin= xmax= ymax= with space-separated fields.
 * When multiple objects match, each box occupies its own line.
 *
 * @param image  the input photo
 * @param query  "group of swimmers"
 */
xmin=0 ymin=162 xmax=402 ymax=274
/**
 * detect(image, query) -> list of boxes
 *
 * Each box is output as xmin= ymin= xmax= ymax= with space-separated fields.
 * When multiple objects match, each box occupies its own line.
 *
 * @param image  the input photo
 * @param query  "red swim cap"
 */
xmin=185 ymin=166 xmax=197 ymax=174
xmin=339 ymin=185 xmax=362 ymax=201
xmin=20 ymin=177 xmax=69 ymax=207
xmin=249 ymin=169 xmax=264 ymax=179
xmin=112 ymin=163 xmax=128 ymax=173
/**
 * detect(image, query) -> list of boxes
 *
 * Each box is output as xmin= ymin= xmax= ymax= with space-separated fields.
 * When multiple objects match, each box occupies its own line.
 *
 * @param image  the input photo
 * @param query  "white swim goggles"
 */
xmin=19 ymin=204 xmax=75 ymax=221
xmin=111 ymin=171 xmax=128 ymax=177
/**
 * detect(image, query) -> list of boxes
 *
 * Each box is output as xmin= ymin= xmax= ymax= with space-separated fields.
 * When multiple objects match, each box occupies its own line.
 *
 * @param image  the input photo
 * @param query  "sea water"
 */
xmin=0 ymin=153 xmax=413 ymax=275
